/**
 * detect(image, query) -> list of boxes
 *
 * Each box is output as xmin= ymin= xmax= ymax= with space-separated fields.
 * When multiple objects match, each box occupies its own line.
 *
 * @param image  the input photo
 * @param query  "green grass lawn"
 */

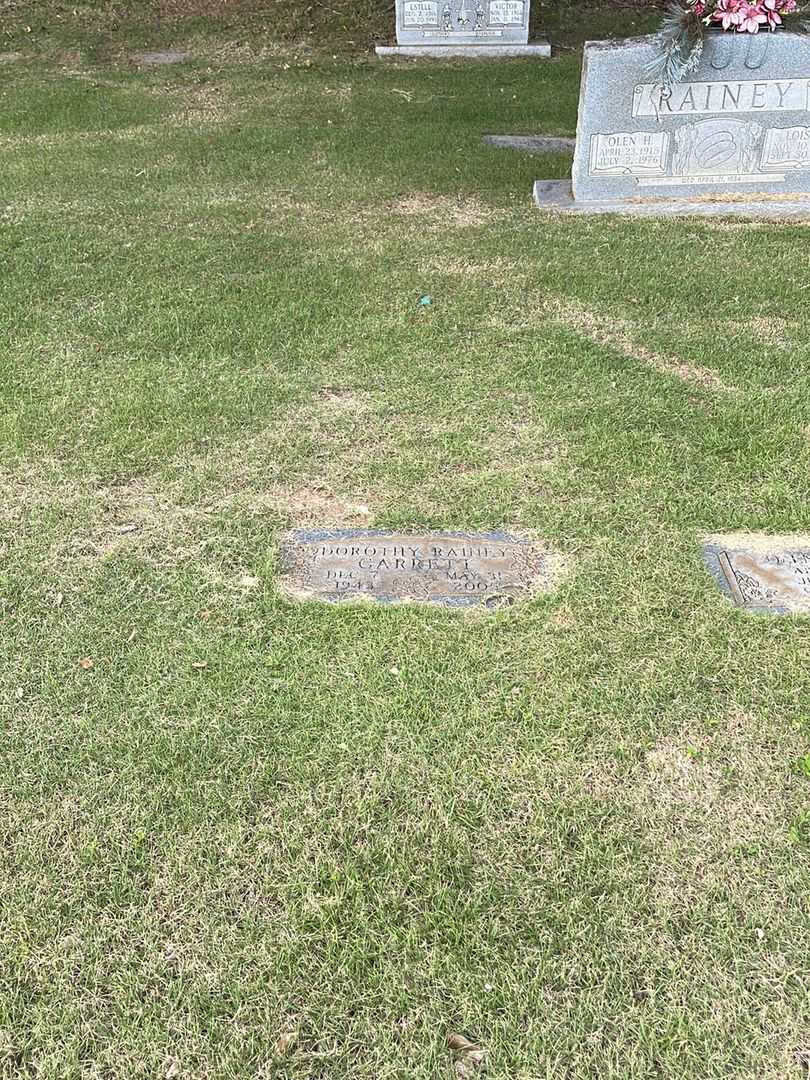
xmin=2 ymin=3 xmax=810 ymax=1077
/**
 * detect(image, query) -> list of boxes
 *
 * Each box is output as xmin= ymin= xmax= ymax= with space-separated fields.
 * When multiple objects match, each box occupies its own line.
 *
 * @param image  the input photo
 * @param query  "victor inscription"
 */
xmin=489 ymin=0 xmax=524 ymax=23
xmin=279 ymin=530 xmax=554 ymax=607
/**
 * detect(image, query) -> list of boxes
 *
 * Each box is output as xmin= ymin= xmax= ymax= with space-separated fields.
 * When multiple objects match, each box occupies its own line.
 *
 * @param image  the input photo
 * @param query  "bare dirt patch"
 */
xmin=1 ymin=202 xmax=26 ymax=225
xmin=0 ymin=127 xmax=143 ymax=151
xmin=545 ymin=296 xmax=734 ymax=393
xmin=314 ymin=387 xmax=369 ymax=413
xmin=271 ymin=486 xmax=374 ymax=526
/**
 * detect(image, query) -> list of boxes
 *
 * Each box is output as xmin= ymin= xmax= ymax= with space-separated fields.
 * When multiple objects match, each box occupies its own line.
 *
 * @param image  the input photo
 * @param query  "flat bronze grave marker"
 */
xmin=703 ymin=535 xmax=810 ymax=614
xmin=279 ymin=530 xmax=555 ymax=608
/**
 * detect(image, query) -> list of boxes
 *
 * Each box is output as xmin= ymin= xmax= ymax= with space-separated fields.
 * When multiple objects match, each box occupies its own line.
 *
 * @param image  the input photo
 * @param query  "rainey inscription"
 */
xmin=570 ymin=32 xmax=810 ymax=203
xmin=279 ymin=530 xmax=553 ymax=608
xmin=704 ymin=539 xmax=810 ymax=614
xmin=633 ymin=79 xmax=809 ymax=119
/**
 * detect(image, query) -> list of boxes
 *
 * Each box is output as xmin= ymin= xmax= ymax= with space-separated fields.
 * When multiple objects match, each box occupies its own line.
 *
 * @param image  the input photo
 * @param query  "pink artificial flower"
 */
xmin=692 ymin=0 xmax=707 ymax=13
xmin=737 ymin=1 xmax=768 ymax=31
xmin=710 ymin=0 xmax=744 ymax=30
xmin=779 ymin=0 xmax=797 ymax=12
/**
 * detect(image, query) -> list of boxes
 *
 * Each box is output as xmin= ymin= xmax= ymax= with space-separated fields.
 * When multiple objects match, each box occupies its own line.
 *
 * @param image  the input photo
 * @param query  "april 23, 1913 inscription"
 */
xmin=279 ymin=530 xmax=556 ymax=608
xmin=571 ymin=31 xmax=810 ymax=202
xmin=703 ymin=536 xmax=810 ymax=614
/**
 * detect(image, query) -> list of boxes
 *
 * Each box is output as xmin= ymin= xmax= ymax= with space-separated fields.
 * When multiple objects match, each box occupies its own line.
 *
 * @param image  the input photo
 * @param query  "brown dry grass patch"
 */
xmin=54 ymin=478 xmax=212 ymax=567
xmin=198 ymin=40 xmax=313 ymax=65
xmin=745 ymin=315 xmax=793 ymax=348
xmin=389 ymin=193 xmax=507 ymax=229
xmin=588 ymin=709 xmax=805 ymax=858
xmin=154 ymin=0 xmax=267 ymax=14
xmin=418 ymin=255 xmax=522 ymax=280
xmin=268 ymin=486 xmax=374 ymax=526
xmin=545 ymin=295 xmax=734 ymax=393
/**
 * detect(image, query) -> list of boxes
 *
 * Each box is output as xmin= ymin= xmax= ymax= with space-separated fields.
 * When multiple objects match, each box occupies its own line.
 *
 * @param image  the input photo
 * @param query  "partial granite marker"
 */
xmin=535 ymin=31 xmax=810 ymax=219
xmin=376 ymin=0 xmax=550 ymax=58
xmin=484 ymin=134 xmax=575 ymax=154
xmin=703 ymin=534 xmax=810 ymax=614
xmin=132 ymin=51 xmax=191 ymax=65
xmin=279 ymin=529 xmax=561 ymax=608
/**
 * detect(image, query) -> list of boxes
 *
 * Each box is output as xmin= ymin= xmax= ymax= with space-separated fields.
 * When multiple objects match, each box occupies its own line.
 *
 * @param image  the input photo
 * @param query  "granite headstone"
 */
xmin=376 ymin=0 xmax=550 ymax=57
xmin=535 ymin=30 xmax=810 ymax=216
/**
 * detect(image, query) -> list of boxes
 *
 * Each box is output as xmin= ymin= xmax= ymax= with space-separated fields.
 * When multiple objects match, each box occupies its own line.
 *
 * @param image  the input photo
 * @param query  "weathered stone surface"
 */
xmin=132 ymin=51 xmax=191 ymax=65
xmin=543 ymin=31 xmax=810 ymax=208
xmin=279 ymin=529 xmax=557 ymax=608
xmin=376 ymin=41 xmax=549 ymax=57
xmin=393 ymin=0 xmax=530 ymax=47
xmin=703 ymin=535 xmax=810 ymax=613
xmin=485 ymin=134 xmax=575 ymax=153
xmin=533 ymin=177 xmax=810 ymax=217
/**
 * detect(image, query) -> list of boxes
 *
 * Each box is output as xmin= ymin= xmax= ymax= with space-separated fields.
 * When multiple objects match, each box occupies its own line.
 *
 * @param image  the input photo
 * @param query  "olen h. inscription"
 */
xmin=279 ymin=530 xmax=553 ymax=608
xmin=703 ymin=538 xmax=810 ymax=614
xmin=571 ymin=31 xmax=810 ymax=202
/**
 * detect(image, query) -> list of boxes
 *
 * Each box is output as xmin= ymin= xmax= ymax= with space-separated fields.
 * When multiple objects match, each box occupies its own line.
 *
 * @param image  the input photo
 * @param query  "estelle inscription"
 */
xmin=403 ymin=0 xmax=439 ymax=25
xmin=278 ymin=530 xmax=555 ymax=608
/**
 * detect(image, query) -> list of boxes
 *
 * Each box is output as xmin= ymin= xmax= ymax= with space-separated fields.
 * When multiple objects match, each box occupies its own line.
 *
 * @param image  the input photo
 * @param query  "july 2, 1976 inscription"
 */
xmin=279 ymin=529 xmax=556 ymax=608
xmin=703 ymin=537 xmax=810 ymax=614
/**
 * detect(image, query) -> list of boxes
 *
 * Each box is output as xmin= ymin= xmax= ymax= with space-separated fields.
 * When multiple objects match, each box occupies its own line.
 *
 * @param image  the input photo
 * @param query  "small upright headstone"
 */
xmin=535 ymin=31 xmax=810 ymax=218
xmin=376 ymin=0 xmax=550 ymax=58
